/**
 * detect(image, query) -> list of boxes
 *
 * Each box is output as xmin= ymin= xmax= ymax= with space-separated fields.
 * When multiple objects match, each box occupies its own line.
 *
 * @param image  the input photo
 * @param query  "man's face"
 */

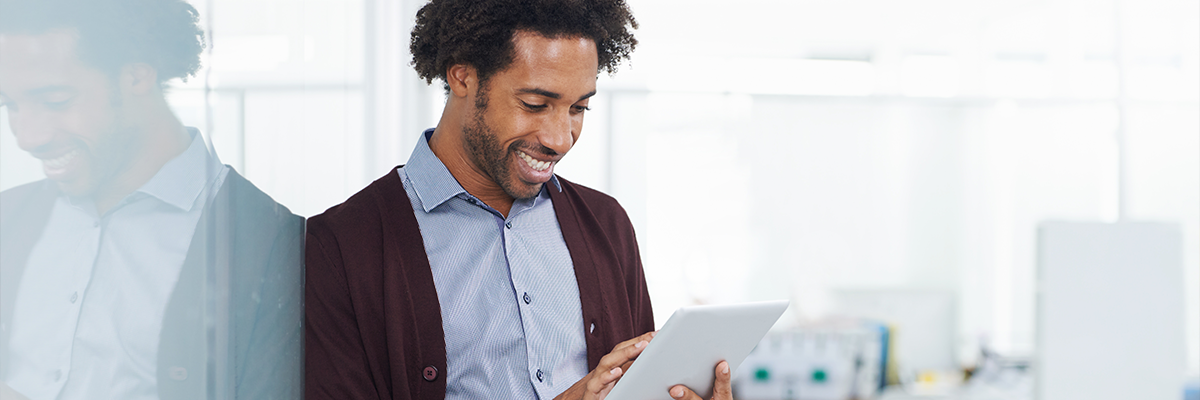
xmin=0 ymin=30 xmax=134 ymax=197
xmin=463 ymin=32 xmax=598 ymax=200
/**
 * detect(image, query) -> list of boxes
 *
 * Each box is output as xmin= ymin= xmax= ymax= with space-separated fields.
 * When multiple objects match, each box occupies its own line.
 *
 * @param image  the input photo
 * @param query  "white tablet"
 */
xmin=607 ymin=300 xmax=790 ymax=400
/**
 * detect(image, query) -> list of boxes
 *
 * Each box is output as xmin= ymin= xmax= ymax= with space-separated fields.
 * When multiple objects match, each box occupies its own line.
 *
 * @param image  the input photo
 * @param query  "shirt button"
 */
xmin=69 ymin=292 xmax=78 ymax=304
xmin=422 ymin=366 xmax=438 ymax=382
xmin=523 ymin=292 xmax=531 ymax=304
xmin=536 ymin=369 xmax=544 ymax=382
xmin=505 ymin=221 xmax=512 ymax=229
xmin=169 ymin=366 xmax=188 ymax=381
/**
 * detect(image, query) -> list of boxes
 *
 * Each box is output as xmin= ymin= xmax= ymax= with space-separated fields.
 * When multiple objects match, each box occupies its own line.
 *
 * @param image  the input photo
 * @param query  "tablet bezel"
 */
xmin=606 ymin=300 xmax=790 ymax=400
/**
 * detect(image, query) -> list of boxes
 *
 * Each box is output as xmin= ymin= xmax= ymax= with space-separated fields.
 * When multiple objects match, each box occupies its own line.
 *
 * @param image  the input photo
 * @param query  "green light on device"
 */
xmin=754 ymin=368 xmax=770 ymax=381
xmin=811 ymin=369 xmax=827 ymax=383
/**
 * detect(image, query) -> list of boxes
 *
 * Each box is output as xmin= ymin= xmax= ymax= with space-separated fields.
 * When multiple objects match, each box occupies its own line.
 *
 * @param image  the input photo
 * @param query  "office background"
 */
xmin=1 ymin=0 xmax=1196 ymax=395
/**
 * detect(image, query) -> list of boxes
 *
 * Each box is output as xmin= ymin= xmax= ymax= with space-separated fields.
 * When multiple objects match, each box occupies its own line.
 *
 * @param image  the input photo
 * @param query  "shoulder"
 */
xmin=1 ymin=179 xmax=54 ymax=207
xmin=554 ymin=176 xmax=633 ymax=226
xmin=0 ymin=180 xmax=56 ymax=225
xmin=219 ymin=170 xmax=303 ymax=229
xmin=306 ymin=168 xmax=406 ymax=245
xmin=552 ymin=176 xmax=638 ymax=248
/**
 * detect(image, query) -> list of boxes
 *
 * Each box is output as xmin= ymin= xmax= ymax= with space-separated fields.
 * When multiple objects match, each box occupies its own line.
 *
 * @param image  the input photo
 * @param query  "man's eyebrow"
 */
xmin=516 ymin=88 xmax=598 ymax=103
xmin=27 ymin=86 xmax=75 ymax=96
xmin=517 ymin=88 xmax=562 ymax=100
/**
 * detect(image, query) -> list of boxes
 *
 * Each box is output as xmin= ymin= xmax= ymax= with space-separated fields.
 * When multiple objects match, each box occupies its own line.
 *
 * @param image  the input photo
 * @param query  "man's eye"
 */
xmin=571 ymin=105 xmax=591 ymax=113
xmin=44 ymin=98 xmax=73 ymax=110
xmin=521 ymin=101 xmax=547 ymax=111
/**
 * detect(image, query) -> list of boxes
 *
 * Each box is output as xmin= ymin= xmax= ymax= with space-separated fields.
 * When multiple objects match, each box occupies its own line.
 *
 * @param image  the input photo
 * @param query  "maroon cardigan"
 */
xmin=305 ymin=168 xmax=655 ymax=399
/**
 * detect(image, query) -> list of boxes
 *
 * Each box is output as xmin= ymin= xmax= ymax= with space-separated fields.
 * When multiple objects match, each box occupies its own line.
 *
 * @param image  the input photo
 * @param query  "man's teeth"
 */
xmin=43 ymin=150 xmax=79 ymax=170
xmin=517 ymin=151 xmax=551 ymax=172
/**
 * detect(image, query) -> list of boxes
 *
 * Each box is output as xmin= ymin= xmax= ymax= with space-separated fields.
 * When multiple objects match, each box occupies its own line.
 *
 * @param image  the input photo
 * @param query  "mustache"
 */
xmin=28 ymin=137 xmax=89 ymax=159
xmin=508 ymin=140 xmax=559 ymax=157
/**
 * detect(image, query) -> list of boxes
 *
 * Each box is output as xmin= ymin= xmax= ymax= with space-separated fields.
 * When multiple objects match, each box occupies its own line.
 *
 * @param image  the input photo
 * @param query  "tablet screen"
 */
xmin=607 ymin=300 xmax=789 ymax=399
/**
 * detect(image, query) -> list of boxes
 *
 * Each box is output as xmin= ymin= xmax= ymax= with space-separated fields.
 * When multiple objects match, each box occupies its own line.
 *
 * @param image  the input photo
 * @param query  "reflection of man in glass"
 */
xmin=0 ymin=0 xmax=304 ymax=399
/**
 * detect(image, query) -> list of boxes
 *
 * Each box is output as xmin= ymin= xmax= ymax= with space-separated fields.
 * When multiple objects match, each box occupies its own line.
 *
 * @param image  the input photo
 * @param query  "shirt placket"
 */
xmin=501 ymin=204 xmax=548 ymax=393
xmin=54 ymin=213 xmax=105 ymax=393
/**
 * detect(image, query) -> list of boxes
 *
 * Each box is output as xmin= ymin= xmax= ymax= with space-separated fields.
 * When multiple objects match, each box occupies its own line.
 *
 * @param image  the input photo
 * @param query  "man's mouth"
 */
xmin=516 ymin=150 xmax=553 ymax=172
xmin=42 ymin=149 xmax=80 ymax=171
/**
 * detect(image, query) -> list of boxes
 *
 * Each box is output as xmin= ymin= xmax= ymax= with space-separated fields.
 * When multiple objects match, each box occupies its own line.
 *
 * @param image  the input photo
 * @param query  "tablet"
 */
xmin=606 ymin=300 xmax=790 ymax=400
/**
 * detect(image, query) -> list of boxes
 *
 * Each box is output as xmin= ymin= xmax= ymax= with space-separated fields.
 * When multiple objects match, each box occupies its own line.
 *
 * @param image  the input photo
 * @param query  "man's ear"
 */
xmin=119 ymin=63 xmax=159 ymax=96
xmin=445 ymin=64 xmax=476 ymax=99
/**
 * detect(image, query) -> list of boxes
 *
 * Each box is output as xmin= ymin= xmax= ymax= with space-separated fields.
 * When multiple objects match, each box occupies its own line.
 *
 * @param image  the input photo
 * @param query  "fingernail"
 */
xmin=610 ymin=367 xmax=622 ymax=376
xmin=670 ymin=387 xmax=684 ymax=398
xmin=635 ymin=341 xmax=646 ymax=349
xmin=651 ymin=331 xmax=657 ymax=338
xmin=722 ymin=363 xmax=730 ymax=374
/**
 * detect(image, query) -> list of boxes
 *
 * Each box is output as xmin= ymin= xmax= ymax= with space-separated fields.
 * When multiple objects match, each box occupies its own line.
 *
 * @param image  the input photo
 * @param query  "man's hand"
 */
xmin=666 ymin=361 xmax=734 ymax=400
xmin=554 ymin=331 xmax=657 ymax=400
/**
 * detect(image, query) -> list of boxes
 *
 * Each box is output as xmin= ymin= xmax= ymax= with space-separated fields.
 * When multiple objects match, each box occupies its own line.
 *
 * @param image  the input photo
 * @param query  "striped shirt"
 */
xmin=397 ymin=129 xmax=588 ymax=400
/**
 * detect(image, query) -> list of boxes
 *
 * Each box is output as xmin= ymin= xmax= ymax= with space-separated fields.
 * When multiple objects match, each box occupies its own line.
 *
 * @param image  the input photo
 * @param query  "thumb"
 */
xmin=712 ymin=361 xmax=733 ymax=399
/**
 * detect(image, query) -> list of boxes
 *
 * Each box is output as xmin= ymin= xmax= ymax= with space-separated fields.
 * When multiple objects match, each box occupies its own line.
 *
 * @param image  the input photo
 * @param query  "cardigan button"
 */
xmin=422 ymin=366 xmax=438 ymax=382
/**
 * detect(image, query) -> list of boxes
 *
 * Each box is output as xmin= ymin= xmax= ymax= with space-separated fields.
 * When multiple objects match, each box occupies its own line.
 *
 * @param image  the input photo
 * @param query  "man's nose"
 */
xmin=537 ymin=110 xmax=574 ymax=156
xmin=9 ymin=109 xmax=56 ymax=152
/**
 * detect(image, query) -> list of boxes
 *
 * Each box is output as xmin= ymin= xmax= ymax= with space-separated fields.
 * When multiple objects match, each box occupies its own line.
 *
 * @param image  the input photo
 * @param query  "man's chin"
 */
xmin=502 ymin=180 xmax=544 ymax=200
xmin=50 ymin=178 xmax=97 ymax=198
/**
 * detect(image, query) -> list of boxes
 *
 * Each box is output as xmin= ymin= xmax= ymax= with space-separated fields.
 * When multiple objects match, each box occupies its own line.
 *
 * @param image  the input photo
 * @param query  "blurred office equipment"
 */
xmin=1036 ymin=222 xmax=1185 ymax=400
xmin=736 ymin=323 xmax=888 ymax=400
xmin=832 ymin=290 xmax=957 ymax=377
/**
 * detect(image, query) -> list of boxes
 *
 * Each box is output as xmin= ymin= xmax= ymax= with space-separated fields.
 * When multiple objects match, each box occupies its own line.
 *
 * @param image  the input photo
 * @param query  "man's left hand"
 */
xmin=666 ymin=361 xmax=734 ymax=400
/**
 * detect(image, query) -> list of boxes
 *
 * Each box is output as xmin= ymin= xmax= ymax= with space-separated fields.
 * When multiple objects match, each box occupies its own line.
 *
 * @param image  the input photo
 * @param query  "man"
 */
xmin=0 ymin=0 xmax=304 ymax=398
xmin=305 ymin=1 xmax=733 ymax=399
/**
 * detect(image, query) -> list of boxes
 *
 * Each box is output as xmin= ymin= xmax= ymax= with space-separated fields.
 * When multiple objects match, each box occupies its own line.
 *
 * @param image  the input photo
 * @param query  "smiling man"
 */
xmin=0 ymin=0 xmax=304 ymax=398
xmin=305 ymin=1 xmax=730 ymax=400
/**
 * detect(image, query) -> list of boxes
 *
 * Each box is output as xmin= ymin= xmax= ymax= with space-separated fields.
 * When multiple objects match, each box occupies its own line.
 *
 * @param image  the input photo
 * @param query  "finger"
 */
xmin=611 ymin=330 xmax=657 ymax=352
xmin=667 ymin=385 xmax=704 ymax=400
xmin=619 ymin=360 xmax=633 ymax=374
xmin=586 ymin=366 xmax=623 ymax=394
xmin=610 ymin=330 xmax=656 ymax=353
xmin=713 ymin=361 xmax=733 ymax=399
xmin=597 ymin=339 xmax=648 ymax=371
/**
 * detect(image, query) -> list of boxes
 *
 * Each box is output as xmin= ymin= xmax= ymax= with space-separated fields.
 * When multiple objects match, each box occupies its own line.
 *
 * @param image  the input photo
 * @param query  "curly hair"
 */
xmin=410 ymin=0 xmax=638 ymax=87
xmin=0 ymin=0 xmax=206 ymax=83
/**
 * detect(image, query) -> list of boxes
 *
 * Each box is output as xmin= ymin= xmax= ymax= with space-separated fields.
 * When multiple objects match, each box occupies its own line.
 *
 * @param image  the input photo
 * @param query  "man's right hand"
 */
xmin=554 ymin=330 xmax=657 ymax=400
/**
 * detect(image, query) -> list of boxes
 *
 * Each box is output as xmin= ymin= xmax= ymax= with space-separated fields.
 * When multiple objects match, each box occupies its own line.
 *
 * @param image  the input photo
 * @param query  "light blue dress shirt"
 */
xmin=398 ymin=129 xmax=588 ymax=400
xmin=3 ymin=128 xmax=228 ymax=400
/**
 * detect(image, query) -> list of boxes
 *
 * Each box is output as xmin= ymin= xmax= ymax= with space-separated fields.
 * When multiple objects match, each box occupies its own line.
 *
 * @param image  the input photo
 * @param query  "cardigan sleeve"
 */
xmin=605 ymin=197 xmax=655 ymax=336
xmin=624 ymin=225 xmax=656 ymax=336
xmin=304 ymin=219 xmax=383 ymax=400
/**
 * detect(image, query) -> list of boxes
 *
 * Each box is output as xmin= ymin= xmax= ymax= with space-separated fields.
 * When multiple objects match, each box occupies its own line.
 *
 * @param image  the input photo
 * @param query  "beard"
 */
xmin=53 ymin=125 xmax=138 ymax=198
xmin=49 ymin=94 xmax=139 ymax=198
xmin=462 ymin=108 xmax=543 ymax=200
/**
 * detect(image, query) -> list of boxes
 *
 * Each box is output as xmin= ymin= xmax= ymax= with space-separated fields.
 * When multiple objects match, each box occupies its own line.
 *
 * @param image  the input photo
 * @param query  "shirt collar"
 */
xmin=137 ymin=127 xmax=224 ymax=211
xmin=405 ymin=128 xmax=561 ymax=213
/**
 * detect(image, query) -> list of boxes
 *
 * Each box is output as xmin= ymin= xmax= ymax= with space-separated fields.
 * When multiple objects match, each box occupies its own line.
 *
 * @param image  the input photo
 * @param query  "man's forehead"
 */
xmin=0 ymin=29 xmax=81 ymax=61
xmin=511 ymin=31 xmax=597 ymax=61
xmin=502 ymin=31 xmax=599 ymax=97
xmin=0 ymin=30 xmax=89 ymax=94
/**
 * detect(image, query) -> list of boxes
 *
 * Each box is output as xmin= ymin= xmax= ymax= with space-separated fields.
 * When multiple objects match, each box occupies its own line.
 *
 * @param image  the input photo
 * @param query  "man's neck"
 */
xmin=427 ymin=118 xmax=516 ymax=218
xmin=92 ymin=112 xmax=191 ymax=215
